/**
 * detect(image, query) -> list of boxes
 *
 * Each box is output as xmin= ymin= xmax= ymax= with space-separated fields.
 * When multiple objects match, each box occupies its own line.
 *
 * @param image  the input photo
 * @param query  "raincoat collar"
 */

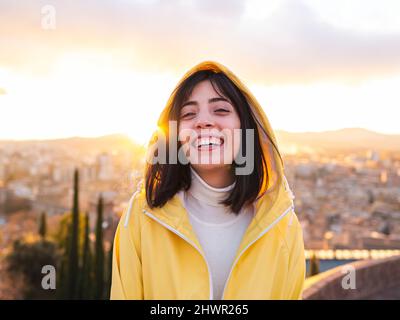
xmin=141 ymin=178 xmax=294 ymax=258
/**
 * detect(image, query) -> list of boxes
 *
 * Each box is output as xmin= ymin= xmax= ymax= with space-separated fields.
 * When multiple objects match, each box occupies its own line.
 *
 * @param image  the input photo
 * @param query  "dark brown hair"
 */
xmin=145 ymin=70 xmax=281 ymax=214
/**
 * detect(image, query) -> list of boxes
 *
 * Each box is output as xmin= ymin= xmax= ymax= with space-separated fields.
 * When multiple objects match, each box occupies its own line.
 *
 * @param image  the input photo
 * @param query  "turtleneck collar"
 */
xmin=188 ymin=167 xmax=236 ymax=207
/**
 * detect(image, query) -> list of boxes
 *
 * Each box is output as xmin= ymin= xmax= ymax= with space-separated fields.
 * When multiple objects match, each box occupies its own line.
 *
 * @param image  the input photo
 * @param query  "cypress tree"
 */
xmin=105 ymin=240 xmax=114 ymax=299
xmin=38 ymin=211 xmax=47 ymax=241
xmin=57 ymin=254 xmax=66 ymax=299
xmin=94 ymin=193 xmax=105 ymax=299
xmin=78 ymin=212 xmax=92 ymax=299
xmin=67 ymin=168 xmax=80 ymax=299
xmin=308 ymin=252 xmax=320 ymax=277
xmin=57 ymin=222 xmax=71 ymax=299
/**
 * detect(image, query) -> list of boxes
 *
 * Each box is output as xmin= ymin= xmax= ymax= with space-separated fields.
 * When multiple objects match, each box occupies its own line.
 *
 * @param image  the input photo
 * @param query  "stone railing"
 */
xmin=302 ymin=255 xmax=400 ymax=299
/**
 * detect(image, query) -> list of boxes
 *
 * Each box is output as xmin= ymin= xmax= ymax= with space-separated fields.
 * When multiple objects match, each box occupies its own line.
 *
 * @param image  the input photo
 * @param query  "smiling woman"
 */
xmin=110 ymin=61 xmax=305 ymax=300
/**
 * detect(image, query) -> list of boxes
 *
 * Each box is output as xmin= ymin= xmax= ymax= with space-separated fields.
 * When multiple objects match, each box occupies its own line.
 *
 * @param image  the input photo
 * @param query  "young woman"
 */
xmin=111 ymin=61 xmax=305 ymax=300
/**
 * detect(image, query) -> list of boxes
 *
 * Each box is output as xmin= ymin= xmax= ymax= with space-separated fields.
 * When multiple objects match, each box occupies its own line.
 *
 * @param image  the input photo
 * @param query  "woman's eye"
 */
xmin=180 ymin=112 xmax=195 ymax=119
xmin=215 ymin=108 xmax=229 ymax=113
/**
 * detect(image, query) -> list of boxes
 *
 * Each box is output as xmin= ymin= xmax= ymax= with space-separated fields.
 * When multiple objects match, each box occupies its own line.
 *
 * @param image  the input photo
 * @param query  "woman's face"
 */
xmin=178 ymin=80 xmax=241 ymax=171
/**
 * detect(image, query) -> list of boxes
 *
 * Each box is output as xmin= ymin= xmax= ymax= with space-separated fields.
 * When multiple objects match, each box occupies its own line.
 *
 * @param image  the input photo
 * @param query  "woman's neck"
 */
xmin=188 ymin=167 xmax=235 ymax=207
xmin=190 ymin=165 xmax=235 ymax=188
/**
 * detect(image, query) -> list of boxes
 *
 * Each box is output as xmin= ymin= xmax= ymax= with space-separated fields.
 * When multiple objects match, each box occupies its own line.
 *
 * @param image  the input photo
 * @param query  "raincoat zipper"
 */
xmin=143 ymin=203 xmax=294 ymax=300
xmin=221 ymin=203 xmax=295 ymax=299
xmin=142 ymin=208 xmax=214 ymax=300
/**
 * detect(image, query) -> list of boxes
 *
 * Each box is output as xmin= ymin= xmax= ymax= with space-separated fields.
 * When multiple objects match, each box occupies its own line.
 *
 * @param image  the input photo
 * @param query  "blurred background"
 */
xmin=0 ymin=0 xmax=400 ymax=299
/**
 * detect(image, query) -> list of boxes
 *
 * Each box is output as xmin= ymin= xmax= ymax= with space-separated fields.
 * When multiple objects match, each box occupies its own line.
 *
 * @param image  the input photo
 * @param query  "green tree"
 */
xmin=6 ymin=239 xmax=60 ymax=299
xmin=308 ymin=252 xmax=320 ymax=277
xmin=54 ymin=212 xmax=85 ymax=251
xmin=38 ymin=211 xmax=47 ymax=241
xmin=67 ymin=168 xmax=80 ymax=299
xmin=78 ymin=212 xmax=93 ymax=299
xmin=57 ymin=236 xmax=68 ymax=299
xmin=55 ymin=211 xmax=85 ymax=298
xmin=94 ymin=193 xmax=105 ymax=299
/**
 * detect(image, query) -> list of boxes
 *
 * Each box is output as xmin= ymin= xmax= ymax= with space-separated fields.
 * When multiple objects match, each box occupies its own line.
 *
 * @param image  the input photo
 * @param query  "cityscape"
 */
xmin=1 ymin=129 xmax=399 ymax=251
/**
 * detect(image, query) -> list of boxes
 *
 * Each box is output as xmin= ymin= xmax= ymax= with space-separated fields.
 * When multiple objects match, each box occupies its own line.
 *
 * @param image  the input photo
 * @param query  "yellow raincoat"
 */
xmin=111 ymin=61 xmax=306 ymax=300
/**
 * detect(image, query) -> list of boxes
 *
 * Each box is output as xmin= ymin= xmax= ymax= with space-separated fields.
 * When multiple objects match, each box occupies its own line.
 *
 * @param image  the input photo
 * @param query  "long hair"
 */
xmin=145 ymin=69 xmax=282 ymax=214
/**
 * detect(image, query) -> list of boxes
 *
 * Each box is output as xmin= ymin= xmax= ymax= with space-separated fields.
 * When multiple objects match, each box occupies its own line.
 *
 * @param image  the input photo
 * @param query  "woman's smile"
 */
xmin=194 ymin=135 xmax=224 ymax=152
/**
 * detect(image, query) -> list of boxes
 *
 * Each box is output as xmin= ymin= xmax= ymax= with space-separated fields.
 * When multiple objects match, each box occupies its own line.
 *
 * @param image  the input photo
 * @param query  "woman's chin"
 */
xmin=190 ymin=162 xmax=231 ymax=172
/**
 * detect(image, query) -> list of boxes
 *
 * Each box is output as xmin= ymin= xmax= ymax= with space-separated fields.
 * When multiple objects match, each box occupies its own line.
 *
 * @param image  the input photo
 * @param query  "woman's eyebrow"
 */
xmin=209 ymin=97 xmax=229 ymax=104
xmin=182 ymin=97 xmax=229 ymax=108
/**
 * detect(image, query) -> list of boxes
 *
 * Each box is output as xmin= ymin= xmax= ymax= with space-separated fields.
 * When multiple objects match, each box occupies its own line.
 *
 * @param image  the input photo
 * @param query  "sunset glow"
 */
xmin=1 ymin=0 xmax=400 ymax=142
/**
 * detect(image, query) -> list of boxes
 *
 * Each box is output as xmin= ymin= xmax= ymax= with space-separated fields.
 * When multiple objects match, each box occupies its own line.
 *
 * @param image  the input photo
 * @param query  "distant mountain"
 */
xmin=275 ymin=128 xmax=400 ymax=152
xmin=0 ymin=133 xmax=144 ymax=154
xmin=0 ymin=129 xmax=399 ymax=153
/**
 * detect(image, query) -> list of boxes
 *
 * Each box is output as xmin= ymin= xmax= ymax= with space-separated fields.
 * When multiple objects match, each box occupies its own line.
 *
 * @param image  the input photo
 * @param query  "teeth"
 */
xmin=196 ymin=137 xmax=223 ymax=148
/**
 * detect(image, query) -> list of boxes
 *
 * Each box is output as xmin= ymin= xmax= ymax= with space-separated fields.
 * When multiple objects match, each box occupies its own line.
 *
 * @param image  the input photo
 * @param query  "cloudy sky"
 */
xmin=1 ymin=0 xmax=400 ymax=143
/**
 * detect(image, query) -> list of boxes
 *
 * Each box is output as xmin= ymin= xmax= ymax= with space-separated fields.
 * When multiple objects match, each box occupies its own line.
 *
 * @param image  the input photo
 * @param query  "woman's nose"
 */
xmin=195 ymin=115 xmax=214 ymax=129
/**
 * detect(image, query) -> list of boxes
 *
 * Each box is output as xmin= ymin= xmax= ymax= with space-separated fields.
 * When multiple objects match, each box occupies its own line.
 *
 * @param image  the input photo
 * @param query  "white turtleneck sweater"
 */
xmin=178 ymin=168 xmax=255 ymax=300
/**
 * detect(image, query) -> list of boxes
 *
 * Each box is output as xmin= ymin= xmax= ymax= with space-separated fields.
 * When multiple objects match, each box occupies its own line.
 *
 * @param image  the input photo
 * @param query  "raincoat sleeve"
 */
xmin=110 ymin=193 xmax=143 ymax=299
xmin=285 ymin=211 xmax=306 ymax=300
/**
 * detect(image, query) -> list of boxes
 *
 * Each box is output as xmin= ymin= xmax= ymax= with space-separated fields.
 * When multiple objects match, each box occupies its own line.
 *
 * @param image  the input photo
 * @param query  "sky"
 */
xmin=1 ymin=0 xmax=400 ymax=144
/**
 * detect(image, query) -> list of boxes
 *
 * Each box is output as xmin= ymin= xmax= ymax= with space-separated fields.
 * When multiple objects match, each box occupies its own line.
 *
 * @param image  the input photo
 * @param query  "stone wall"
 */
xmin=302 ymin=255 xmax=400 ymax=299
